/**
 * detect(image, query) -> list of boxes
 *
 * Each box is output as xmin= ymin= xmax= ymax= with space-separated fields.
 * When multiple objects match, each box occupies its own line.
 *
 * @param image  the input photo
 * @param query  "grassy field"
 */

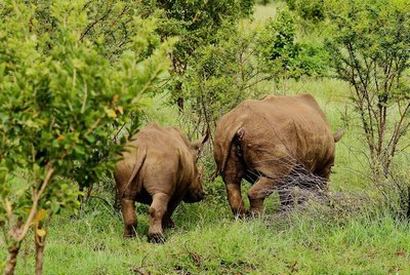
xmin=2 ymin=3 xmax=410 ymax=275
xmin=4 ymin=186 xmax=410 ymax=274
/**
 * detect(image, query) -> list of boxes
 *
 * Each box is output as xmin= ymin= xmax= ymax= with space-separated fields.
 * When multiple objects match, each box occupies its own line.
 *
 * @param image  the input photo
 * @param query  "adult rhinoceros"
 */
xmin=115 ymin=123 xmax=208 ymax=242
xmin=213 ymin=94 xmax=343 ymax=217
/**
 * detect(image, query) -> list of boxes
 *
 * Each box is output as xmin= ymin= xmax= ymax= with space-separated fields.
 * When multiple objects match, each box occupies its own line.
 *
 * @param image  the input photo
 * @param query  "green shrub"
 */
xmin=137 ymin=0 xmax=255 ymax=107
xmin=257 ymin=9 xmax=329 ymax=79
xmin=0 ymin=1 xmax=172 ymax=273
xmin=287 ymin=0 xmax=326 ymax=22
xmin=325 ymin=0 xmax=410 ymax=176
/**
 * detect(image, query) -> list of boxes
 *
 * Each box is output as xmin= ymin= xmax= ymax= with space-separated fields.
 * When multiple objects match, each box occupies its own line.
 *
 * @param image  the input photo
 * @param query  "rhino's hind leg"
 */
xmin=121 ymin=199 xmax=137 ymax=238
xmin=226 ymin=183 xmax=247 ymax=218
xmin=162 ymin=199 xmax=179 ymax=229
xmin=248 ymin=177 xmax=276 ymax=216
xmin=148 ymin=192 xmax=170 ymax=243
xmin=223 ymin=145 xmax=247 ymax=218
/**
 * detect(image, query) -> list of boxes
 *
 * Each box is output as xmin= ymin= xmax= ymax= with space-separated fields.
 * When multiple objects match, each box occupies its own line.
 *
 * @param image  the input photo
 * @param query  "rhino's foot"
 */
xmin=123 ymin=226 xmax=137 ymax=238
xmin=123 ymin=232 xmax=137 ymax=239
xmin=248 ymin=197 xmax=265 ymax=218
xmin=148 ymin=233 xmax=166 ymax=244
xmin=248 ymin=204 xmax=265 ymax=218
xmin=234 ymin=210 xmax=250 ymax=220
xmin=248 ymin=210 xmax=264 ymax=219
xmin=163 ymin=219 xmax=175 ymax=229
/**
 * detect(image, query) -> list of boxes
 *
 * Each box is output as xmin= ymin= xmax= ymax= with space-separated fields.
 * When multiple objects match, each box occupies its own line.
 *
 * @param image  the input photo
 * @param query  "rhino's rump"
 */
xmin=216 ymin=94 xmax=335 ymax=181
xmin=118 ymin=124 xmax=196 ymax=203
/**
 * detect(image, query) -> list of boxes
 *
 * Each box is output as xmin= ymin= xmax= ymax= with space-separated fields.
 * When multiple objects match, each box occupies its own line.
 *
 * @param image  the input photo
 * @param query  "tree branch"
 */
xmin=16 ymin=165 xmax=55 ymax=242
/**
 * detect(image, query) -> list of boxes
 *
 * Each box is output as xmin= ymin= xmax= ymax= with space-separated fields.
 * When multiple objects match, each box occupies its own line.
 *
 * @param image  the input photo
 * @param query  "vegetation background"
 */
xmin=1 ymin=0 xmax=409 ymax=274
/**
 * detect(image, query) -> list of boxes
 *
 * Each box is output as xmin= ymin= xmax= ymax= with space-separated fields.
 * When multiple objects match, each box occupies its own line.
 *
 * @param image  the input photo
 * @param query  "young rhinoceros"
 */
xmin=115 ymin=123 xmax=208 ymax=242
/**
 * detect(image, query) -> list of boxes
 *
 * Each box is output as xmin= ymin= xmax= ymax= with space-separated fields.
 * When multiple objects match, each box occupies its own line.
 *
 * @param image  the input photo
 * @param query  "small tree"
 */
xmin=0 ymin=2 xmax=171 ymax=274
xmin=325 ymin=0 xmax=410 ymax=177
xmin=182 ymin=23 xmax=262 ymax=133
xmin=138 ymin=0 xmax=255 ymax=110
xmin=257 ymin=8 xmax=328 ymax=83
xmin=286 ymin=0 xmax=326 ymax=22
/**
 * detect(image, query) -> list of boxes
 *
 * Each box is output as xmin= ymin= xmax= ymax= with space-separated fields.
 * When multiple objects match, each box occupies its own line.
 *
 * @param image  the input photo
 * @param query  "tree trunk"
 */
xmin=113 ymin=185 xmax=121 ymax=212
xmin=4 ymin=241 xmax=21 ymax=275
xmin=177 ymin=97 xmax=184 ymax=112
xmin=407 ymin=186 xmax=410 ymax=219
xmin=35 ymin=231 xmax=46 ymax=275
xmin=174 ymin=80 xmax=184 ymax=112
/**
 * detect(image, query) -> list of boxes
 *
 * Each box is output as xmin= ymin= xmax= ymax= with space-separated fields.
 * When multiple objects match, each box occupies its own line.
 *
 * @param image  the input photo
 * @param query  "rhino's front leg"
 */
xmin=248 ymin=177 xmax=275 ymax=216
xmin=121 ymin=198 xmax=137 ymax=238
xmin=148 ymin=192 xmax=170 ymax=243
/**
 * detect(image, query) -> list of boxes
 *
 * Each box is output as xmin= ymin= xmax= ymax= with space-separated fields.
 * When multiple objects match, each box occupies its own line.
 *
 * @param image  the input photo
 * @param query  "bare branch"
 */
xmin=16 ymin=166 xmax=55 ymax=242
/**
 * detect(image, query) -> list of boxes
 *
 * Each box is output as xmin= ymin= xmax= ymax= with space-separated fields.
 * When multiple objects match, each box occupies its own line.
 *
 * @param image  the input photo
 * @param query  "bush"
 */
xmin=137 ymin=0 xmax=255 ymax=108
xmin=325 ymin=0 xmax=410 ymax=177
xmin=180 ymin=9 xmax=330 ymax=139
xmin=257 ymin=9 xmax=328 ymax=80
xmin=0 ymin=1 xmax=172 ymax=274
xmin=182 ymin=23 xmax=262 ymax=132
xmin=286 ymin=0 xmax=326 ymax=22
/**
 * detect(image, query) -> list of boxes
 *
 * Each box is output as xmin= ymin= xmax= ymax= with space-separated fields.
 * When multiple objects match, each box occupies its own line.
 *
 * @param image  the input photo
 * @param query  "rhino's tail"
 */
xmin=122 ymin=146 xmax=147 ymax=198
xmin=333 ymin=129 xmax=345 ymax=143
xmin=213 ymin=125 xmax=244 ymax=180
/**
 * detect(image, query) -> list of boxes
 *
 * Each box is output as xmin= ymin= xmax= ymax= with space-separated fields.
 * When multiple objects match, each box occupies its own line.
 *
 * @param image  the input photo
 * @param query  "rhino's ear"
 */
xmin=192 ymin=130 xmax=210 ymax=156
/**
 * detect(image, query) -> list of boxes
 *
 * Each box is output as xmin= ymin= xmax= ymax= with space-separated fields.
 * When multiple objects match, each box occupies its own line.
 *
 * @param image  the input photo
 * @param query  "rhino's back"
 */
xmin=136 ymin=124 xmax=188 ymax=155
xmin=217 ymin=94 xmax=335 ymax=178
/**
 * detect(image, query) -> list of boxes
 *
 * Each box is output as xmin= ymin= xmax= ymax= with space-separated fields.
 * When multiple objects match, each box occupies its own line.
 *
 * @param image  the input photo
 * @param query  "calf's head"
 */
xmin=183 ymin=132 xmax=209 ymax=203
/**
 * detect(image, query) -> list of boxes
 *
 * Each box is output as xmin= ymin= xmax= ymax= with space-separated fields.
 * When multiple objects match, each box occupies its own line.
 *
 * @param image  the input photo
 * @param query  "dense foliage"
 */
xmin=257 ymin=8 xmax=328 ymax=79
xmin=286 ymin=0 xmax=325 ymax=22
xmin=323 ymin=0 xmax=410 ymax=218
xmin=285 ymin=0 xmax=410 ymax=217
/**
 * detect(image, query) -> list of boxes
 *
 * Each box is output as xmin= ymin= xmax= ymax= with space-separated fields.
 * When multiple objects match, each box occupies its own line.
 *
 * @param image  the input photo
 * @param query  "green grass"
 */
xmin=4 ymin=202 xmax=409 ymax=274
xmin=253 ymin=2 xmax=284 ymax=23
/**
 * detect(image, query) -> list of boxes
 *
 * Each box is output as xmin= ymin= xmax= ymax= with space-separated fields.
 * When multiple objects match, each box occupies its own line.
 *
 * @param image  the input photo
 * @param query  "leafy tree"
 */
xmin=0 ymin=1 xmax=172 ymax=274
xmin=325 ymin=0 xmax=410 ymax=176
xmin=182 ymin=23 xmax=262 ymax=133
xmin=257 ymin=9 xmax=328 ymax=81
xmin=286 ymin=0 xmax=326 ymax=22
xmin=29 ymin=0 xmax=162 ymax=60
xmin=138 ymin=0 xmax=255 ymax=109
xmin=324 ymin=0 xmax=409 ymax=218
